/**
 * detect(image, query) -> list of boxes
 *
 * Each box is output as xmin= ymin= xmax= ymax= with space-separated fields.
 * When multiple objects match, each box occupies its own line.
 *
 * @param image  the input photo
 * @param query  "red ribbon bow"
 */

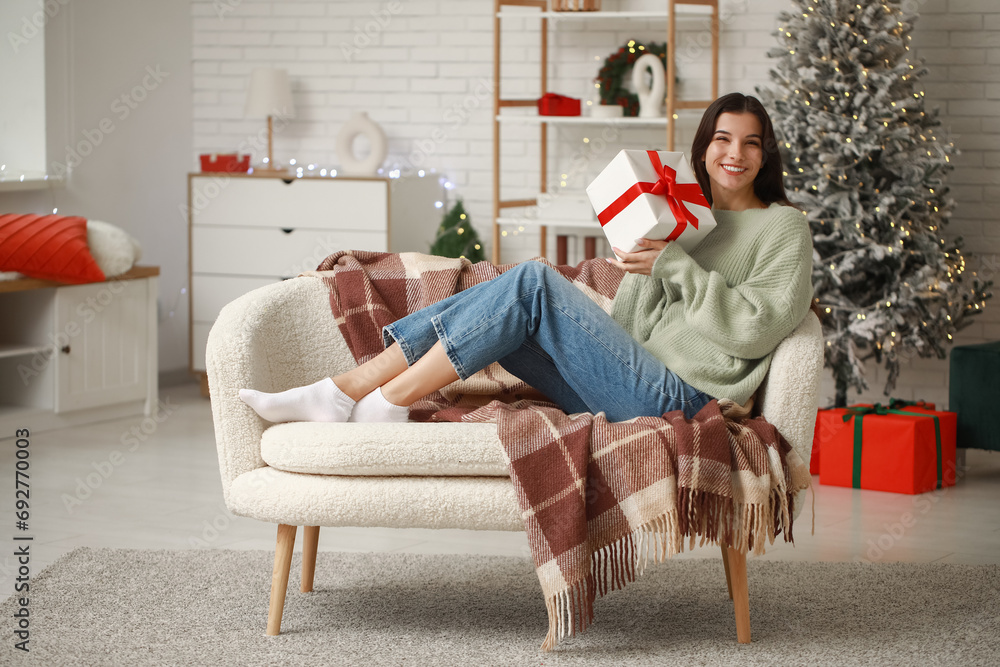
xmin=597 ymin=151 xmax=709 ymax=243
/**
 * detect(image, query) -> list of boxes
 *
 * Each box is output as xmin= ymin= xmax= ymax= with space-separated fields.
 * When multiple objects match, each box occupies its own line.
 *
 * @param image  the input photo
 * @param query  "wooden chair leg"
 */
xmin=720 ymin=544 xmax=734 ymax=600
xmin=726 ymin=546 xmax=751 ymax=644
xmin=301 ymin=526 xmax=320 ymax=593
xmin=266 ymin=524 xmax=297 ymax=636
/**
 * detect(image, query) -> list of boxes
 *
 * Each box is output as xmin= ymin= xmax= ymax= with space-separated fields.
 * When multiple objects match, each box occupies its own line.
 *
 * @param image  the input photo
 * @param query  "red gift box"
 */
xmin=810 ymin=399 xmax=937 ymax=475
xmin=816 ymin=404 xmax=956 ymax=494
xmin=200 ymin=153 xmax=250 ymax=173
xmin=538 ymin=93 xmax=581 ymax=116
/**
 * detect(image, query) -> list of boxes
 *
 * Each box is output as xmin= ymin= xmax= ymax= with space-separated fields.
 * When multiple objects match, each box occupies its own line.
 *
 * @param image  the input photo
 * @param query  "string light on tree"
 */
xmin=757 ymin=0 xmax=992 ymax=407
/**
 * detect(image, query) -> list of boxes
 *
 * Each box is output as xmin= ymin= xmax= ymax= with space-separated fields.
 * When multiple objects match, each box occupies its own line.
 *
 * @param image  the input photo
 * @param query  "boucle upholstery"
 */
xmin=208 ymin=277 xmax=357 ymax=507
xmin=228 ymin=467 xmax=521 ymax=530
xmin=756 ymin=310 xmax=823 ymax=469
xmin=261 ymin=421 xmax=507 ymax=476
xmin=207 ymin=275 xmax=822 ymax=529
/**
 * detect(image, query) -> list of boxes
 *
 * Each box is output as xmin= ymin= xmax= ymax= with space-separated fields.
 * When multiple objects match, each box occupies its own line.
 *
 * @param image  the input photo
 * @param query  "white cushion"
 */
xmin=228 ymin=467 xmax=522 ymax=530
xmin=86 ymin=220 xmax=142 ymax=277
xmin=260 ymin=421 xmax=509 ymax=476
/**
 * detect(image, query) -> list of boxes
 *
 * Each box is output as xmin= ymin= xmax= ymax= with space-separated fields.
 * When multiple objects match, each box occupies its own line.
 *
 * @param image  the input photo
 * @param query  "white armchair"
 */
xmin=207 ymin=274 xmax=823 ymax=644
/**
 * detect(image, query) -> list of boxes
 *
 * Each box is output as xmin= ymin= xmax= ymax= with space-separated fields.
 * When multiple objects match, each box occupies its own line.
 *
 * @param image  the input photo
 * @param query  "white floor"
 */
xmin=2 ymin=382 xmax=999 ymax=593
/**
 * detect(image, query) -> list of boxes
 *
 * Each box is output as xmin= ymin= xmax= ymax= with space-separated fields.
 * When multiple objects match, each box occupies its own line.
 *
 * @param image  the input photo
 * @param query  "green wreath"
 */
xmin=595 ymin=40 xmax=668 ymax=117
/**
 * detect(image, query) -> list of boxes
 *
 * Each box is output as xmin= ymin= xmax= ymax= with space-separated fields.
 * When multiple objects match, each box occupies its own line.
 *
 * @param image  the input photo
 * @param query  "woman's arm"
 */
xmin=613 ymin=223 xmax=814 ymax=359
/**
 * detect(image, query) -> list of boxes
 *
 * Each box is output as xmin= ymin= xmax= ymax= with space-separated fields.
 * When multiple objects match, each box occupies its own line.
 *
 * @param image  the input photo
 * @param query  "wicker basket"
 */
xmin=552 ymin=0 xmax=601 ymax=11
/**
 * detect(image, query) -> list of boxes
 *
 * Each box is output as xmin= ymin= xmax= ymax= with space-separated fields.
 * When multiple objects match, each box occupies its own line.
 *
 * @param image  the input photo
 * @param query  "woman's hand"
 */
xmin=607 ymin=238 xmax=669 ymax=275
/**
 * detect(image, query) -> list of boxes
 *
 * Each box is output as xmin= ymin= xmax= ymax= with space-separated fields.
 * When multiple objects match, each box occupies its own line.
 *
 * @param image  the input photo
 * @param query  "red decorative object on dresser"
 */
xmin=199 ymin=153 xmax=250 ymax=173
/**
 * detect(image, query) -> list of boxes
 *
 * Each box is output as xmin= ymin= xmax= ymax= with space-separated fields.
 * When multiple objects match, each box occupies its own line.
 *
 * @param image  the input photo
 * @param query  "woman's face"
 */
xmin=702 ymin=112 xmax=764 ymax=202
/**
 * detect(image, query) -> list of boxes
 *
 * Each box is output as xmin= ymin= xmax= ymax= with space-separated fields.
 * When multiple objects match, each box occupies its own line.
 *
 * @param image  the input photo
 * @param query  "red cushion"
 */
xmin=0 ymin=214 xmax=106 ymax=284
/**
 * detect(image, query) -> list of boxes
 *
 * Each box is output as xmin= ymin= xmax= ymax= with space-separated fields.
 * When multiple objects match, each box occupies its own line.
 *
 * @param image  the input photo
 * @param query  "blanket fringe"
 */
xmin=542 ymin=576 xmax=595 ymax=651
xmin=541 ymin=483 xmax=807 ymax=651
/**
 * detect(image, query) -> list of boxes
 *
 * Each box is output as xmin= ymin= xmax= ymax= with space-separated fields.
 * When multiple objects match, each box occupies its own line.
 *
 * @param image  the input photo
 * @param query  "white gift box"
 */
xmin=585 ymin=150 xmax=716 ymax=260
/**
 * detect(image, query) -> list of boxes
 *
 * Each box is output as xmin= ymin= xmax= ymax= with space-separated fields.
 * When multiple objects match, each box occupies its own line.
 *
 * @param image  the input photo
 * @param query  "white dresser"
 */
xmin=188 ymin=173 xmax=389 ymax=376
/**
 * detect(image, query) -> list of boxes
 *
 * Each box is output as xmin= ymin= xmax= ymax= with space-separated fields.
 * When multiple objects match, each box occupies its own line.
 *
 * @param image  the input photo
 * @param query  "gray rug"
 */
xmin=1 ymin=547 xmax=997 ymax=666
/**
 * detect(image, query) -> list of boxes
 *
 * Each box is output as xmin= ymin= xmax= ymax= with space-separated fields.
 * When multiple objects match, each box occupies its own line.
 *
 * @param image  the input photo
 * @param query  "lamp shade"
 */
xmin=244 ymin=68 xmax=295 ymax=119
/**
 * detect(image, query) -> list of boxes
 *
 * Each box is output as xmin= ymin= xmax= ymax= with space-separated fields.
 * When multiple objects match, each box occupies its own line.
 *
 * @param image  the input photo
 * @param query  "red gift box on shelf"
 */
xmin=538 ymin=93 xmax=581 ymax=116
xmin=809 ymin=398 xmax=938 ymax=474
xmin=199 ymin=153 xmax=250 ymax=173
xmin=816 ymin=403 xmax=956 ymax=494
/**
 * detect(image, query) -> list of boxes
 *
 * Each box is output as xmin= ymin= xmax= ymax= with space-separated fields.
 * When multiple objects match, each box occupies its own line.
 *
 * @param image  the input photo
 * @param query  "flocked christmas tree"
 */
xmin=429 ymin=199 xmax=486 ymax=262
xmin=757 ymin=0 xmax=992 ymax=406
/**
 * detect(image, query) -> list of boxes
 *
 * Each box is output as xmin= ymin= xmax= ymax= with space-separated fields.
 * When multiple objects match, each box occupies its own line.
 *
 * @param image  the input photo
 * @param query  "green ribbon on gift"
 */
xmin=887 ymin=398 xmax=932 ymax=410
xmin=841 ymin=403 xmax=943 ymax=490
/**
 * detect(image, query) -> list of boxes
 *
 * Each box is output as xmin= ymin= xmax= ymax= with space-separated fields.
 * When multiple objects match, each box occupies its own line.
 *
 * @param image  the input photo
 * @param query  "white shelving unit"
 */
xmin=496 ymin=116 xmax=668 ymax=127
xmin=499 ymin=9 xmax=708 ymax=19
xmin=0 ymin=268 xmax=160 ymax=438
xmin=0 ymin=176 xmax=63 ymax=192
xmin=0 ymin=344 xmax=53 ymax=360
xmin=491 ymin=0 xmax=719 ymax=264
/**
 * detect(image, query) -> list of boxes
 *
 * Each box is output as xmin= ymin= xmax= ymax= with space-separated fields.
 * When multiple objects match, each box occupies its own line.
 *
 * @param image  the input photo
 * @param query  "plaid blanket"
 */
xmin=313 ymin=250 xmax=622 ymax=419
xmin=311 ymin=250 xmax=811 ymax=650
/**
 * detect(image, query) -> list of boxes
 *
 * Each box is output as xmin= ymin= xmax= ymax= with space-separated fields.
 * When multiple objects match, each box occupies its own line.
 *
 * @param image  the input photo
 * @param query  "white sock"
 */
xmin=348 ymin=387 xmax=410 ymax=423
xmin=238 ymin=377 xmax=355 ymax=423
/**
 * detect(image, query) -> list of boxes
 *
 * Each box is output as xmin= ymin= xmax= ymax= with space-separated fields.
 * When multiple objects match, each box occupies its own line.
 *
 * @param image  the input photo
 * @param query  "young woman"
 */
xmin=240 ymin=92 xmax=814 ymax=425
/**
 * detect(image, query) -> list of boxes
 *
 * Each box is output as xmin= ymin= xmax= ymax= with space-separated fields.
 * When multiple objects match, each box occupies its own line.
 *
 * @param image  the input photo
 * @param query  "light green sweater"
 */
xmin=610 ymin=202 xmax=814 ymax=405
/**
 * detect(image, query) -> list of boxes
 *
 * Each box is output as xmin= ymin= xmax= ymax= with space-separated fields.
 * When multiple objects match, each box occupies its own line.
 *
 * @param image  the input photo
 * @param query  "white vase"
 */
xmin=336 ymin=112 xmax=388 ymax=176
xmin=632 ymin=53 xmax=666 ymax=119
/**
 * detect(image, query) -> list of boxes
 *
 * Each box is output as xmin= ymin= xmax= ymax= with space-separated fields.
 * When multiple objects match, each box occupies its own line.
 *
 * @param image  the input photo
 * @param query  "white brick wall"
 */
xmin=191 ymin=0 xmax=999 ymax=407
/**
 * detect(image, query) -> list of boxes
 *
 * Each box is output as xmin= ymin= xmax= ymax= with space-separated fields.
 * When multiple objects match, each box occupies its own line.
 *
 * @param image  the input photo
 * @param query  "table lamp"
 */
xmin=244 ymin=68 xmax=295 ymax=174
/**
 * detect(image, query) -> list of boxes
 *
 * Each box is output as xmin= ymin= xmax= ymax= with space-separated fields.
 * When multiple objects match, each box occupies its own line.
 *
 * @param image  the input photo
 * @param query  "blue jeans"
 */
xmin=382 ymin=261 xmax=713 ymax=421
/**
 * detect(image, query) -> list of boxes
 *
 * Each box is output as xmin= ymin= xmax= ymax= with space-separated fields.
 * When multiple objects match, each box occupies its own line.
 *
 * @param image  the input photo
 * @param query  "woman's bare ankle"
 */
xmin=379 ymin=342 xmax=459 ymax=407
xmin=379 ymin=382 xmax=412 ymax=407
xmin=334 ymin=345 xmax=409 ymax=402
xmin=331 ymin=373 xmax=369 ymax=403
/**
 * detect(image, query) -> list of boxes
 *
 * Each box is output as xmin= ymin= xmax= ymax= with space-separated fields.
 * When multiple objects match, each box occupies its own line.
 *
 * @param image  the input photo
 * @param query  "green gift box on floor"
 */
xmin=948 ymin=341 xmax=1000 ymax=452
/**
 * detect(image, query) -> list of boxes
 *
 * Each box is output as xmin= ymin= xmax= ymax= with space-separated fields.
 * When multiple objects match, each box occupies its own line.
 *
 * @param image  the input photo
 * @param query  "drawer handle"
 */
xmin=280 ymin=228 xmax=294 ymax=234
xmin=281 ymin=178 xmax=294 ymax=185
xmin=61 ymin=345 xmax=71 ymax=354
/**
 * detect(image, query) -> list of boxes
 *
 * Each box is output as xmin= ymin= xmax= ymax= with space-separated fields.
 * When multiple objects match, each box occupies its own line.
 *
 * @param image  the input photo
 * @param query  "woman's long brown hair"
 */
xmin=690 ymin=92 xmax=793 ymax=208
